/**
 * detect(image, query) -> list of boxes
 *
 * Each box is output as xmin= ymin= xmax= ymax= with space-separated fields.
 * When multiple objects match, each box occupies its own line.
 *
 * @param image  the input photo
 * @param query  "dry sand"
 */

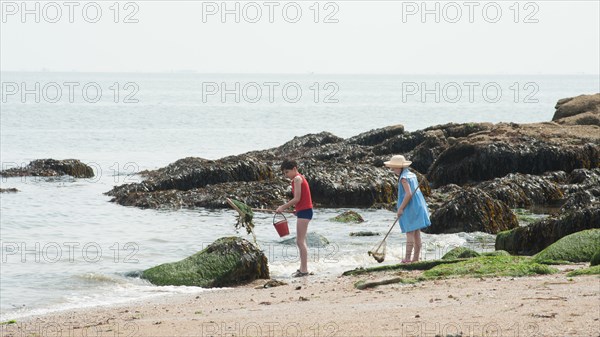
xmin=2 ymin=264 xmax=599 ymax=337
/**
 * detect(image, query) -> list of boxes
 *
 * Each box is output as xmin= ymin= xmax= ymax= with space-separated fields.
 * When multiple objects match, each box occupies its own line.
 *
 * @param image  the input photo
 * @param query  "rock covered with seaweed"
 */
xmin=140 ymin=237 xmax=269 ymax=287
xmin=105 ymin=94 xmax=600 ymax=240
xmin=0 ymin=159 xmax=94 ymax=178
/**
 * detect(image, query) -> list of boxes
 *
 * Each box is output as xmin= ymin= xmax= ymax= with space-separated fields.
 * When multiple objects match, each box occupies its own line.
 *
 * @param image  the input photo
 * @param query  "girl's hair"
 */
xmin=280 ymin=159 xmax=298 ymax=171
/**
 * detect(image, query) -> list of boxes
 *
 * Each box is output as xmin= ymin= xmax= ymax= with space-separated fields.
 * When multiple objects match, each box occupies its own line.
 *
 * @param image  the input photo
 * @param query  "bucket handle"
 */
xmin=273 ymin=212 xmax=287 ymax=224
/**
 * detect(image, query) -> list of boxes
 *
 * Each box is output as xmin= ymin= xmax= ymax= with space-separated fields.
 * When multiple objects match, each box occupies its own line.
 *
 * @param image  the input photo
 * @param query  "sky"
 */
xmin=1 ymin=0 xmax=599 ymax=74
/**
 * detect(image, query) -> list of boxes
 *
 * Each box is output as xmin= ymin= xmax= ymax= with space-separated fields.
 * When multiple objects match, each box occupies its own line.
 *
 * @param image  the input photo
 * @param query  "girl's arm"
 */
xmin=276 ymin=176 xmax=302 ymax=213
xmin=396 ymin=178 xmax=412 ymax=218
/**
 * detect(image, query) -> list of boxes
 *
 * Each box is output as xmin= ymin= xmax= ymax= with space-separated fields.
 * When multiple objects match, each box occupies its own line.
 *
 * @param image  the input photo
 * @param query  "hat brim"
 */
xmin=384 ymin=161 xmax=412 ymax=168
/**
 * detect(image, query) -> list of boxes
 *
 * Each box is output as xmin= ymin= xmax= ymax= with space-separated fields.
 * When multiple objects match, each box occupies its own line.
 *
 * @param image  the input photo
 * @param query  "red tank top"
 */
xmin=291 ymin=174 xmax=313 ymax=211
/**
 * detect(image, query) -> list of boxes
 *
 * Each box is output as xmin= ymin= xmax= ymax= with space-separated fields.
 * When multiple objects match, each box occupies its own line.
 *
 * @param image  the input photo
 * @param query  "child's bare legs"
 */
xmin=296 ymin=218 xmax=310 ymax=273
xmin=404 ymin=232 xmax=414 ymax=262
xmin=412 ymin=230 xmax=422 ymax=262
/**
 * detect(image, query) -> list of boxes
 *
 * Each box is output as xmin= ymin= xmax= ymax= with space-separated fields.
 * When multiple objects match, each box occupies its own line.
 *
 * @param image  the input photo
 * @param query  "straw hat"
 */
xmin=384 ymin=155 xmax=412 ymax=168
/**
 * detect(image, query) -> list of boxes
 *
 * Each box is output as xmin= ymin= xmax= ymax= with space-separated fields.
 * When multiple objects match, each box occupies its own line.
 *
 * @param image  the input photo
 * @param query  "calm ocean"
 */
xmin=1 ymin=72 xmax=598 ymax=320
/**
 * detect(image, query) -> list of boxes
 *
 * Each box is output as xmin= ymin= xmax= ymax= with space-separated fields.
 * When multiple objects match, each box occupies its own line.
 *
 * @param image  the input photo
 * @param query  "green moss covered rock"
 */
xmin=533 ymin=229 xmax=600 ymax=263
xmin=495 ymin=205 xmax=600 ymax=255
xmin=141 ymin=237 xmax=269 ymax=287
xmin=442 ymin=247 xmax=480 ymax=260
xmin=591 ymin=250 xmax=600 ymax=266
xmin=331 ymin=211 xmax=365 ymax=223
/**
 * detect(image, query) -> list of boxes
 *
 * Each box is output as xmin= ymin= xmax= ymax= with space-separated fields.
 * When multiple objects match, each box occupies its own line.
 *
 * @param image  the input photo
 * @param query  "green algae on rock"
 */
xmin=141 ymin=237 xmax=269 ymax=287
xmin=331 ymin=211 xmax=365 ymax=223
xmin=442 ymin=247 xmax=481 ymax=260
xmin=533 ymin=229 xmax=600 ymax=263
xmin=495 ymin=206 xmax=600 ymax=255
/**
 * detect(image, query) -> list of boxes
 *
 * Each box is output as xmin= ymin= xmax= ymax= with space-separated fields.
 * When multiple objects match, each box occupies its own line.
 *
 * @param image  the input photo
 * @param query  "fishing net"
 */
xmin=226 ymin=198 xmax=257 ymax=243
xmin=368 ymin=240 xmax=387 ymax=263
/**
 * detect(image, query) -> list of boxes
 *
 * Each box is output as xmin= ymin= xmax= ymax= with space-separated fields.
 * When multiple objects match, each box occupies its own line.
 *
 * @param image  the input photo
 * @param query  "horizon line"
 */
xmin=1 ymin=70 xmax=598 ymax=76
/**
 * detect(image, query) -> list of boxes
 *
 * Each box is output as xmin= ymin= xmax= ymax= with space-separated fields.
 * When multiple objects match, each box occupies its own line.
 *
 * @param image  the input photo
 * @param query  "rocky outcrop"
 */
xmin=0 ymin=159 xmax=94 ymax=178
xmin=428 ymin=123 xmax=600 ymax=187
xmin=302 ymin=162 xmax=397 ymax=207
xmin=108 ymin=180 xmax=289 ymax=209
xmin=141 ymin=237 xmax=269 ymax=287
xmin=477 ymin=173 xmax=564 ymax=208
xmin=106 ymin=95 xmax=599 ymax=220
xmin=552 ymin=93 xmax=600 ymax=126
xmin=495 ymin=202 xmax=600 ymax=255
xmin=425 ymin=188 xmax=518 ymax=234
xmin=371 ymin=123 xmax=492 ymax=174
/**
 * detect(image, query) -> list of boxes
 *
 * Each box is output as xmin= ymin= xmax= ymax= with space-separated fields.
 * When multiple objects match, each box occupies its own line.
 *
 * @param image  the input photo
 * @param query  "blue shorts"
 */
xmin=295 ymin=208 xmax=313 ymax=220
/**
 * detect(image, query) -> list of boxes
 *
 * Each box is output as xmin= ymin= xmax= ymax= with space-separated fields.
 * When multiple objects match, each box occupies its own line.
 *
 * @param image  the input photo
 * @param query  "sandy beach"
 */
xmin=2 ymin=264 xmax=598 ymax=337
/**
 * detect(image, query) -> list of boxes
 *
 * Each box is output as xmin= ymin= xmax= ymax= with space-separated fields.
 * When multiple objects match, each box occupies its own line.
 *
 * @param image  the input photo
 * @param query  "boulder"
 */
xmin=552 ymin=93 xmax=600 ymax=125
xmin=0 ymin=159 xmax=94 ymax=178
xmin=141 ymin=237 xmax=269 ymax=287
xmin=533 ymin=229 xmax=600 ymax=263
xmin=331 ymin=211 xmax=365 ymax=223
xmin=441 ymin=247 xmax=480 ymax=260
xmin=280 ymin=232 xmax=330 ymax=248
xmin=425 ymin=188 xmax=518 ymax=234
xmin=495 ymin=203 xmax=600 ymax=255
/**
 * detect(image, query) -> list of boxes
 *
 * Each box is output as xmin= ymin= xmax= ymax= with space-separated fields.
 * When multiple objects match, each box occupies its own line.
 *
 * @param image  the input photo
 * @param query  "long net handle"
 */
xmin=372 ymin=178 xmax=426 ymax=253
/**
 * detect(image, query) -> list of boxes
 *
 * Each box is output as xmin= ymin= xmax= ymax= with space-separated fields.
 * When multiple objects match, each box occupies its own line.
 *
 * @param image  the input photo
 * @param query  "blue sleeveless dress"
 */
xmin=396 ymin=168 xmax=431 ymax=233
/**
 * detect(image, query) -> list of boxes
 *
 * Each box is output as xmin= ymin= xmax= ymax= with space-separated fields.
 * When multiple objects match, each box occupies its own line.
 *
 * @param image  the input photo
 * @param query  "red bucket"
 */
xmin=273 ymin=213 xmax=290 ymax=237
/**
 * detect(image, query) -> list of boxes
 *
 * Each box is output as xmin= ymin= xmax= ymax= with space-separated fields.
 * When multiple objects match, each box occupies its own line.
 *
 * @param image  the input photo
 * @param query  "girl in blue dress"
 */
xmin=384 ymin=155 xmax=431 ymax=263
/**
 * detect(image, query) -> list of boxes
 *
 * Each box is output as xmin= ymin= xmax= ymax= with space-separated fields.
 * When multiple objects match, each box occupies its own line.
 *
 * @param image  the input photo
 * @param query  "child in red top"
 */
xmin=276 ymin=159 xmax=313 ymax=277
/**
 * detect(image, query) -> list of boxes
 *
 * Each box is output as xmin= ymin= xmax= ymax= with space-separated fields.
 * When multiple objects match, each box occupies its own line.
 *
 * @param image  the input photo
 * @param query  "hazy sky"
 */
xmin=1 ymin=0 xmax=599 ymax=74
